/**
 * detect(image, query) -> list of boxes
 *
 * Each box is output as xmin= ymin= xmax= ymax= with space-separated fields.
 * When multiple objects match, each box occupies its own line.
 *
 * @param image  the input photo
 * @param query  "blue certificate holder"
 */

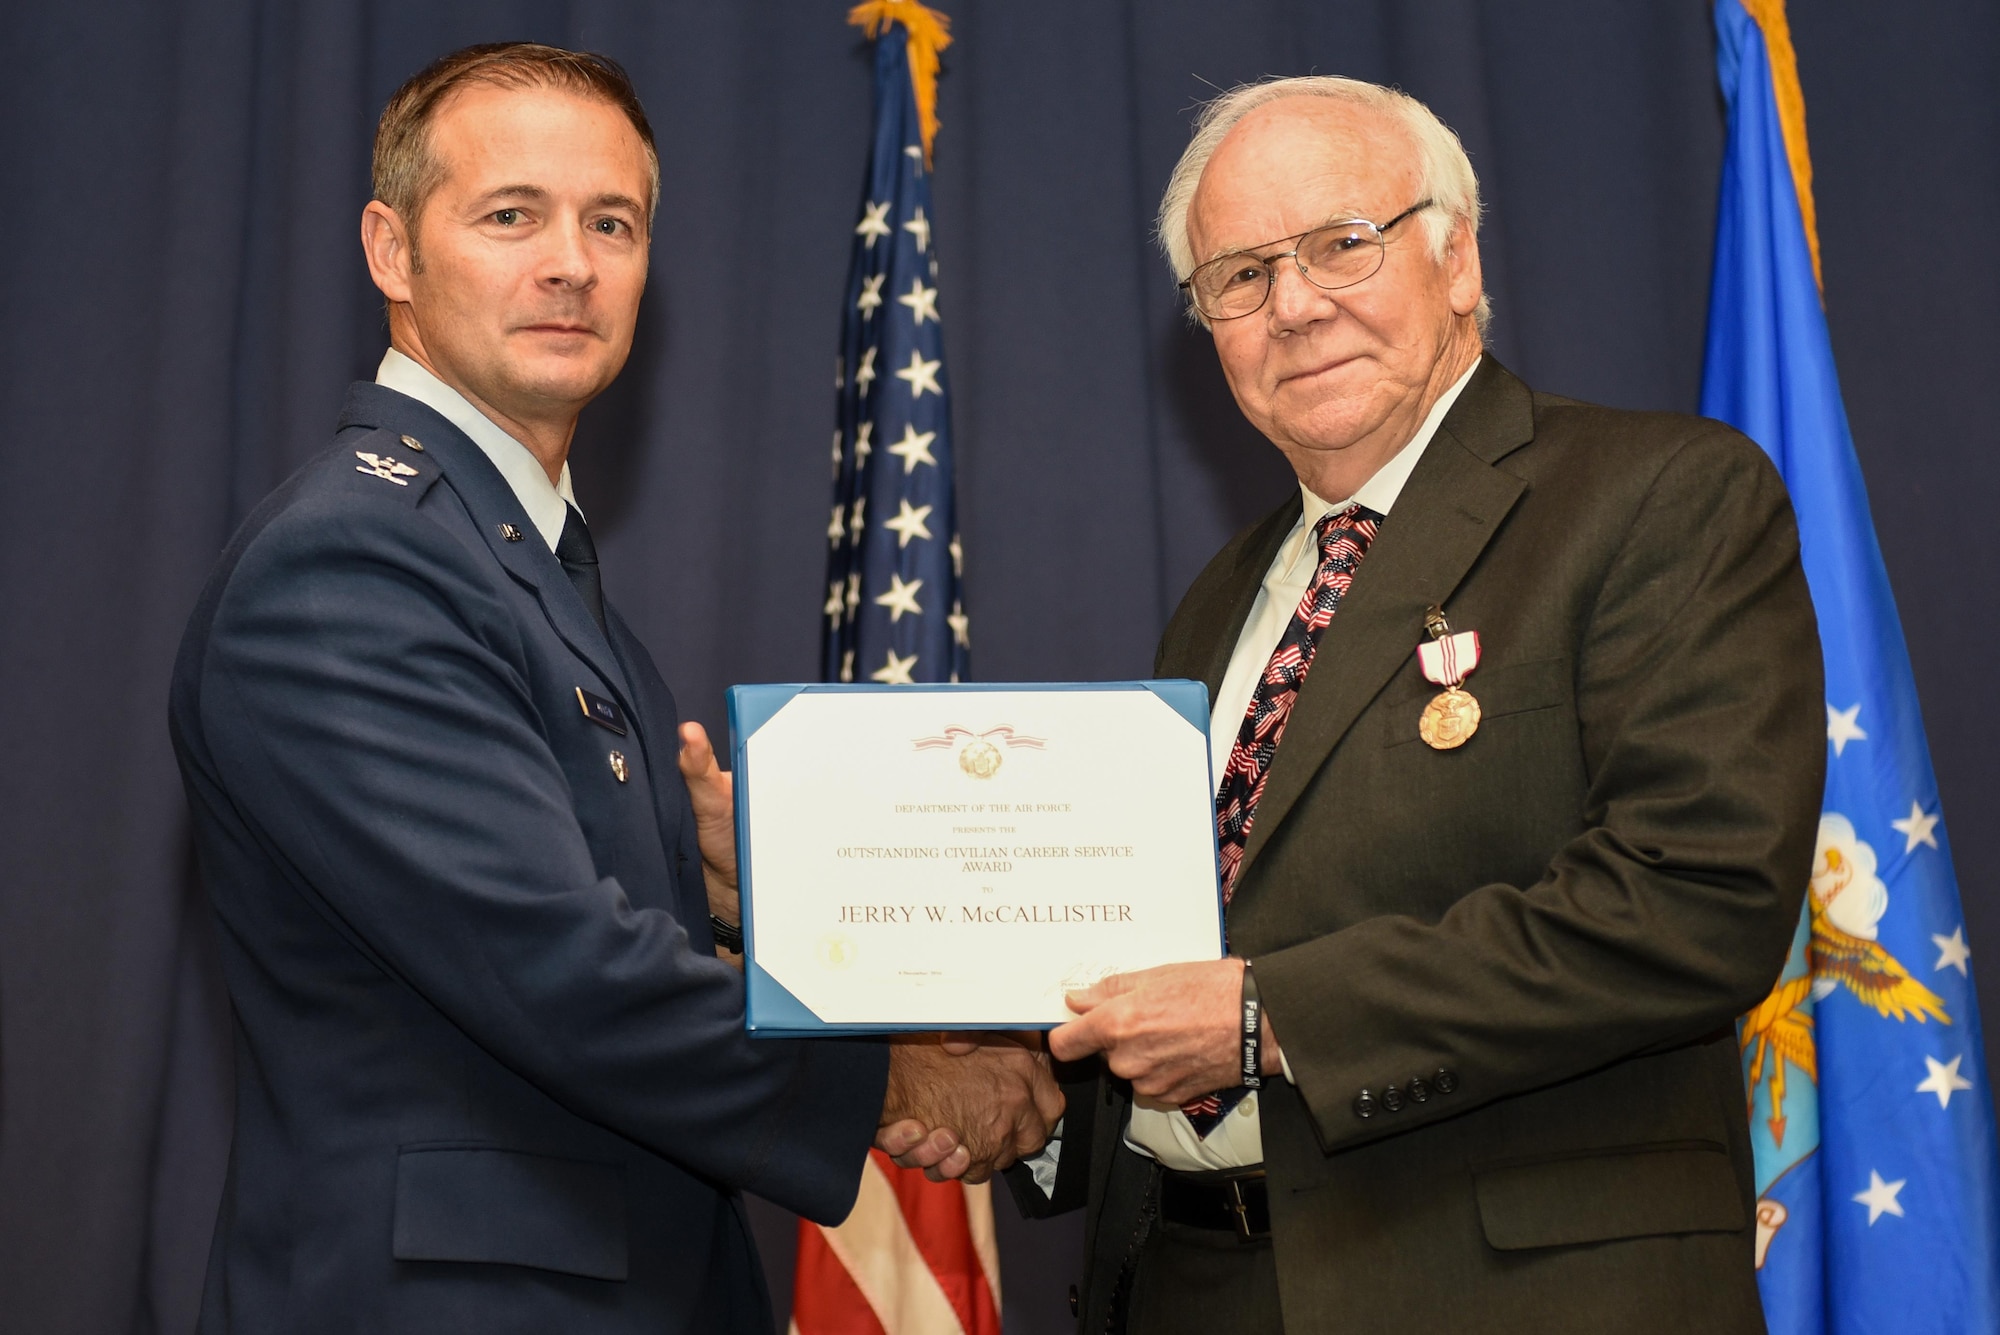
xmin=727 ymin=681 xmax=1223 ymax=1036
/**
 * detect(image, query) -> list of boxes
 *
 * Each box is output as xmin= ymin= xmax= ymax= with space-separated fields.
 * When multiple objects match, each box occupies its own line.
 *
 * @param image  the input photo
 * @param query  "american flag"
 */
xmin=794 ymin=7 xmax=999 ymax=1335
xmin=820 ymin=2 xmax=968 ymax=689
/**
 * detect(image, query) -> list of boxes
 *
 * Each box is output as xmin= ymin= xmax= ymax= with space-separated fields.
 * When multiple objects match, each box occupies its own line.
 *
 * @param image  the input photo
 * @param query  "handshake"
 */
xmin=874 ymin=1032 xmax=1065 ymax=1183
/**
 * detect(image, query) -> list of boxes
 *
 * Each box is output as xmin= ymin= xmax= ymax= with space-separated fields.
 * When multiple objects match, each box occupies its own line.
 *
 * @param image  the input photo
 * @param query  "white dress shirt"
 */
xmin=375 ymin=348 xmax=581 ymax=551
xmin=1122 ymin=356 xmax=1482 ymax=1173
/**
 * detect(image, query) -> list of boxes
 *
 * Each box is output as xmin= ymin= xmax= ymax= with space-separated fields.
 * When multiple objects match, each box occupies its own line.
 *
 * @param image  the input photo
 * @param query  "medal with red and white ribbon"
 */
xmin=1416 ymin=607 xmax=1482 ymax=750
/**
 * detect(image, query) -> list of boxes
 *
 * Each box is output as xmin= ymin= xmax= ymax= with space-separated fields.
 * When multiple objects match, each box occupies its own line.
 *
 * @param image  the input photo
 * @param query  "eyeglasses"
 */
xmin=1179 ymin=200 xmax=1435 ymax=321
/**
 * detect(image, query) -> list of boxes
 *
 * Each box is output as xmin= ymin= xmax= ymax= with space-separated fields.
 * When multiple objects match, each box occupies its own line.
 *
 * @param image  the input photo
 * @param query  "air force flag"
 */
xmin=1702 ymin=1 xmax=2000 ymax=1330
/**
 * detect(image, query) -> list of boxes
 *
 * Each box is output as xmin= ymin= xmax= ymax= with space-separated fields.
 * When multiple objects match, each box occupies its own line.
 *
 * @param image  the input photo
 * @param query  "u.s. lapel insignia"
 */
xmin=608 ymin=750 xmax=630 ymax=783
xmin=1416 ymin=605 xmax=1482 ymax=750
xmin=355 ymin=451 xmax=420 ymax=486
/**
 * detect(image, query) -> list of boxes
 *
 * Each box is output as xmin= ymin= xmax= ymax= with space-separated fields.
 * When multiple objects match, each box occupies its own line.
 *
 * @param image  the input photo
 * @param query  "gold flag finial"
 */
xmin=848 ymin=0 xmax=952 ymax=167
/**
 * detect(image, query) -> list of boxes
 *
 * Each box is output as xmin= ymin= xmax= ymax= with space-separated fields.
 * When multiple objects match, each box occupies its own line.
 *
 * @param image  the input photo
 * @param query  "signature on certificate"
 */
xmin=1051 ymin=963 xmax=1117 ymax=998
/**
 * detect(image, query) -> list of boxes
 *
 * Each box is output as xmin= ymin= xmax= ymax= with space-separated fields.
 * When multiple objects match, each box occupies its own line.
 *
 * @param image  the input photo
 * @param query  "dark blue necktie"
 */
xmin=556 ymin=503 xmax=607 ymax=635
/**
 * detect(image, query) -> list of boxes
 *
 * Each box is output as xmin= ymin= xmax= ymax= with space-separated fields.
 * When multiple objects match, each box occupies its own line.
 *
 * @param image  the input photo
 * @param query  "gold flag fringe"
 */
xmin=849 ymin=0 xmax=952 ymax=167
xmin=1740 ymin=0 xmax=1823 ymax=292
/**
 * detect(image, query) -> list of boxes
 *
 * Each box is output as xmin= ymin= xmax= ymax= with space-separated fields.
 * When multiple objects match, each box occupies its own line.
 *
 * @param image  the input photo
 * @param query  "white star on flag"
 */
xmin=853 ymin=420 xmax=873 ymax=462
xmin=898 ymin=277 xmax=939 ymax=325
xmin=857 ymin=272 xmax=886 ymax=316
xmin=840 ymin=648 xmax=855 ymax=683
xmin=1892 ymin=801 xmax=1941 ymax=853
xmin=855 ymin=200 xmax=892 ymax=243
xmin=895 ymin=349 xmax=942 ymax=398
xmin=949 ymin=533 xmax=963 ymax=577
xmin=871 ymin=648 xmax=918 ymax=685
xmin=1827 ymin=702 xmax=1867 ymax=757
xmin=848 ymin=496 xmax=866 ymax=541
xmin=873 ymin=573 xmax=924 ymax=622
xmin=887 ymin=424 xmax=936 ymax=473
xmin=1934 ymin=927 xmax=1972 ymax=975
xmin=904 ymin=144 xmax=923 ymax=162
xmin=827 ymin=505 xmax=845 ymax=547
xmin=830 ymin=429 xmax=842 ymax=473
xmin=1917 ymin=1054 xmax=1974 ymax=1110
xmin=903 ymin=204 xmax=930 ymax=253
xmin=824 ymin=581 xmax=844 ymax=624
xmin=882 ymin=499 xmax=933 ymax=548
xmin=845 ymin=572 xmax=860 ymax=613
xmin=948 ymin=602 xmax=970 ymax=648
xmin=1852 ymin=1170 xmax=1907 ymax=1225
xmin=855 ymin=346 xmax=878 ymax=392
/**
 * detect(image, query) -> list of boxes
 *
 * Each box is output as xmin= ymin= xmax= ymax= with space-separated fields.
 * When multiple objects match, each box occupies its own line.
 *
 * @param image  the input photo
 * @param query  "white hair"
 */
xmin=1158 ymin=76 xmax=1490 ymax=332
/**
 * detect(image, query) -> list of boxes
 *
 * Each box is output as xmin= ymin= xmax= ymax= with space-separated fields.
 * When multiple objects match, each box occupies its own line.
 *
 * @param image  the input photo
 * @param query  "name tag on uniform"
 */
xmin=575 ymin=687 xmax=628 ymax=735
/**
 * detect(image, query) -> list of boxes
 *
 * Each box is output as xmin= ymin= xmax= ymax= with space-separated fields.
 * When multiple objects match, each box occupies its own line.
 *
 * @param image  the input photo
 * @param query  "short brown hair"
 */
xmin=372 ymin=42 xmax=660 ymax=241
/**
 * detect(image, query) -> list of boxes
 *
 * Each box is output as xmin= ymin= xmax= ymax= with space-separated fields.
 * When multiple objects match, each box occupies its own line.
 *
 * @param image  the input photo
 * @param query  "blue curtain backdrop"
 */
xmin=1 ymin=3 xmax=1994 ymax=1333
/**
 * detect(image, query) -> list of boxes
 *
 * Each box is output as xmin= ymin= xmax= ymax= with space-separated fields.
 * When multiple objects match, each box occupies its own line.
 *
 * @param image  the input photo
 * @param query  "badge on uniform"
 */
xmin=1416 ymin=606 xmax=1481 ymax=750
xmin=355 ymin=451 xmax=419 ymax=485
xmin=575 ymin=687 xmax=628 ymax=736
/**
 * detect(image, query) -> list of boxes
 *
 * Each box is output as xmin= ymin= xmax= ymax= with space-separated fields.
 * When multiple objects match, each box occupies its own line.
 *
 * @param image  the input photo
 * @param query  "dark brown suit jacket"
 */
xmin=1017 ymin=359 xmax=1823 ymax=1333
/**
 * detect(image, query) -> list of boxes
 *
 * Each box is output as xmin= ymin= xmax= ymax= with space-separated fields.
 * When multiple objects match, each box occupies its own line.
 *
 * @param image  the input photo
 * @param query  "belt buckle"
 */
xmin=1225 ymin=1172 xmax=1266 ymax=1242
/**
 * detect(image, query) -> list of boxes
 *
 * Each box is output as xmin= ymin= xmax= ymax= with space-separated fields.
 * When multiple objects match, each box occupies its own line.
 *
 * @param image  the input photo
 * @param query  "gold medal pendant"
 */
xmin=1418 ymin=686 xmax=1481 ymax=750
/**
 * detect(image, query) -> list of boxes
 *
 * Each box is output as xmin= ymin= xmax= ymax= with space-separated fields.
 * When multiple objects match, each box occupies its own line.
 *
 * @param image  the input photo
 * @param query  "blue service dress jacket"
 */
xmin=169 ymin=381 xmax=889 ymax=1334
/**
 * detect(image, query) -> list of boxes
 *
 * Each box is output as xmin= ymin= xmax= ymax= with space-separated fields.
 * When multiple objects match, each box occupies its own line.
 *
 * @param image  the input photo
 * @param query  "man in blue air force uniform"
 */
xmin=169 ymin=43 xmax=1059 ymax=1334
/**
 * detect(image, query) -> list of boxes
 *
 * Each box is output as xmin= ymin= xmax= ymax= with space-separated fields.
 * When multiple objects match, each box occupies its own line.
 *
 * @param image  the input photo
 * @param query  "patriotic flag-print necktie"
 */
xmin=1184 ymin=503 xmax=1382 ymax=1136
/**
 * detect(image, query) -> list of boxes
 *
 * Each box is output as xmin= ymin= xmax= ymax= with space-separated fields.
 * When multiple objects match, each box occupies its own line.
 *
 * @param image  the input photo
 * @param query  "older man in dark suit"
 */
xmin=170 ymin=42 xmax=1056 ymax=1335
xmin=1016 ymin=76 xmax=1823 ymax=1333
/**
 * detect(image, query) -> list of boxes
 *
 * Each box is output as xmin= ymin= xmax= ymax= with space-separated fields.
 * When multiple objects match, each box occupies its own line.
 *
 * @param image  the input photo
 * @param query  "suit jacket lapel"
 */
xmin=1234 ymin=359 xmax=1535 ymax=885
xmin=603 ymin=612 xmax=703 ymax=900
xmin=1165 ymin=497 xmax=1301 ymax=703
xmin=337 ymin=383 xmax=640 ymax=713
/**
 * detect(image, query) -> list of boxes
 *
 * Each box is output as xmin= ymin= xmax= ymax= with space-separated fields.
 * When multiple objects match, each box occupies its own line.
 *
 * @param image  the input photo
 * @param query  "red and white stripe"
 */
xmin=1417 ymin=630 xmax=1481 ymax=688
xmin=790 ymin=1150 xmax=1001 ymax=1335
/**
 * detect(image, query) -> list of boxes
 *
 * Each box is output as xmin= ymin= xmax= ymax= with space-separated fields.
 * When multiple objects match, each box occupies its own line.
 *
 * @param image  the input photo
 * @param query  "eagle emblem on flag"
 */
xmin=1741 ymin=814 xmax=1951 ymax=1152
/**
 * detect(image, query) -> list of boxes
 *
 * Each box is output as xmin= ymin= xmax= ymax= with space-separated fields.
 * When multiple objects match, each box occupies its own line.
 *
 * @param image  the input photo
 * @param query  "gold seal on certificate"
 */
xmin=958 ymin=739 xmax=1001 ymax=778
xmin=728 ymin=683 xmax=1225 ymax=1035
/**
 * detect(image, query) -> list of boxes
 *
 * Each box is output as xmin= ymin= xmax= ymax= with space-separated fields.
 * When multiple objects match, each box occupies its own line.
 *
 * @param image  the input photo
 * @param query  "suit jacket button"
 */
xmin=1068 ymin=1284 xmax=1079 ymax=1316
xmin=1353 ymin=1089 xmax=1378 ymax=1120
xmin=1407 ymin=1076 xmax=1431 ymax=1103
xmin=1434 ymin=1067 xmax=1459 ymax=1095
xmin=1381 ymin=1084 xmax=1405 ymax=1113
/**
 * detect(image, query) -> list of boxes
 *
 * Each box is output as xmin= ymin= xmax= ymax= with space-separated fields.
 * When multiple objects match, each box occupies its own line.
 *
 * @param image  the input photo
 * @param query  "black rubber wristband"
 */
xmin=710 ymin=914 xmax=743 ymax=953
xmin=1240 ymin=959 xmax=1264 ymax=1090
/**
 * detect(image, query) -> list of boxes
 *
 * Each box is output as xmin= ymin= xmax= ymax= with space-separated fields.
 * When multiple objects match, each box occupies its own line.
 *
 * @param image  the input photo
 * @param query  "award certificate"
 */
xmin=727 ymin=682 xmax=1224 ymax=1035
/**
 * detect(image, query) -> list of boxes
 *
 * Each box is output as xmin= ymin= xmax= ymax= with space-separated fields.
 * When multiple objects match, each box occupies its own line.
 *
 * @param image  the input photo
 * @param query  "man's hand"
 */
xmin=876 ymin=1034 xmax=1064 ymax=1184
xmin=1047 ymin=959 xmax=1280 ymax=1105
xmin=676 ymin=722 xmax=740 ymax=966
